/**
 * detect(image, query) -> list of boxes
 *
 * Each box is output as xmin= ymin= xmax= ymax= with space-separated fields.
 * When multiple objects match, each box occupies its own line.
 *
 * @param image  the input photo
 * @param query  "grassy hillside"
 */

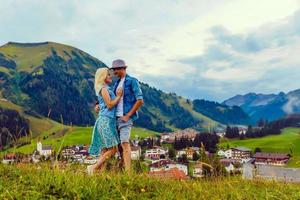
xmin=0 ymin=41 xmax=105 ymax=125
xmin=0 ymin=98 xmax=69 ymax=137
xmin=139 ymin=84 xmax=222 ymax=132
xmin=177 ymin=97 xmax=220 ymax=131
xmin=0 ymin=97 xmax=159 ymax=155
xmin=0 ymin=42 xmax=97 ymax=73
xmin=220 ymin=128 xmax=300 ymax=167
xmin=2 ymin=124 xmax=159 ymax=155
xmin=1 ymin=164 xmax=300 ymax=199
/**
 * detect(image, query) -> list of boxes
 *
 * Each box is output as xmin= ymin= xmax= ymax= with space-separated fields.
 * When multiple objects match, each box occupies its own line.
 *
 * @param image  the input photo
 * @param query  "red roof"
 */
xmin=149 ymin=159 xmax=175 ymax=168
xmin=5 ymin=153 xmax=16 ymax=159
xmin=148 ymin=168 xmax=189 ymax=180
xmin=253 ymin=152 xmax=290 ymax=160
xmin=220 ymin=158 xmax=238 ymax=167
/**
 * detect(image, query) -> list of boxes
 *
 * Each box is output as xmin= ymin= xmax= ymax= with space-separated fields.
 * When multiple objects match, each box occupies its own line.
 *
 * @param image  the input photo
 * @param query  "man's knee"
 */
xmin=117 ymin=118 xmax=133 ymax=143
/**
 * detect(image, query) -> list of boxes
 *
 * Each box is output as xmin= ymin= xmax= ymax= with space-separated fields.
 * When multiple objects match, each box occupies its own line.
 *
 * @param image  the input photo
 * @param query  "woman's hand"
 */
xmin=94 ymin=104 xmax=100 ymax=113
xmin=116 ymin=87 xmax=123 ymax=97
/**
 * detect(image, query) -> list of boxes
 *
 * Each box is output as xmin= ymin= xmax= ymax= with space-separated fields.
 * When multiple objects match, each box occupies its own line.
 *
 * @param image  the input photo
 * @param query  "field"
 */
xmin=0 ymin=99 xmax=159 ymax=155
xmin=1 ymin=164 xmax=300 ymax=200
xmin=2 ymin=125 xmax=159 ymax=155
xmin=220 ymin=128 xmax=300 ymax=167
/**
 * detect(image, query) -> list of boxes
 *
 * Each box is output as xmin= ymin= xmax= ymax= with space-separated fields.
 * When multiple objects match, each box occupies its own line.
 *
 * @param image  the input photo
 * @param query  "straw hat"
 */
xmin=111 ymin=59 xmax=127 ymax=69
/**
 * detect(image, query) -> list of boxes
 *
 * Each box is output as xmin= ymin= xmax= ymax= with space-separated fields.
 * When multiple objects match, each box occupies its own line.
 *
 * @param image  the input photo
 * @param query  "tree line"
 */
xmin=173 ymin=132 xmax=219 ymax=153
xmin=225 ymin=114 xmax=300 ymax=139
xmin=0 ymin=107 xmax=30 ymax=148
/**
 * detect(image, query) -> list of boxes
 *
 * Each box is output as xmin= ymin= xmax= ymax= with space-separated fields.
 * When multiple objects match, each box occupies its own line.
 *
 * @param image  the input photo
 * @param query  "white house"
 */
xmin=149 ymin=159 xmax=188 ymax=175
xmin=145 ymin=146 xmax=168 ymax=160
xmin=220 ymin=158 xmax=237 ymax=173
xmin=61 ymin=148 xmax=76 ymax=158
xmin=131 ymin=146 xmax=141 ymax=160
xmin=2 ymin=153 xmax=16 ymax=164
xmin=193 ymin=163 xmax=203 ymax=178
xmin=224 ymin=163 xmax=235 ymax=172
xmin=37 ymin=141 xmax=52 ymax=157
xmin=231 ymin=147 xmax=251 ymax=159
xmin=176 ymin=147 xmax=197 ymax=159
xmin=216 ymin=132 xmax=225 ymax=138
xmin=161 ymin=133 xmax=170 ymax=141
xmin=176 ymin=150 xmax=186 ymax=158
xmin=217 ymin=149 xmax=232 ymax=158
xmin=164 ymin=163 xmax=188 ymax=175
xmin=84 ymin=157 xmax=97 ymax=164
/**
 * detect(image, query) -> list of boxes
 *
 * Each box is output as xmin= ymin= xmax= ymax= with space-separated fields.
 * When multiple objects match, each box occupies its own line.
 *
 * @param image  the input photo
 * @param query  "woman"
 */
xmin=87 ymin=68 xmax=123 ymax=175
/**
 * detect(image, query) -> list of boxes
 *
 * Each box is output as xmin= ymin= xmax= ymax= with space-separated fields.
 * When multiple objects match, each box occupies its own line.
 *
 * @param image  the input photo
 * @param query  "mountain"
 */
xmin=0 ymin=41 xmax=223 ymax=135
xmin=223 ymin=93 xmax=278 ymax=107
xmin=0 ymin=42 xmax=106 ymax=125
xmin=192 ymin=99 xmax=252 ymax=125
xmin=223 ymin=89 xmax=300 ymax=122
xmin=285 ymin=89 xmax=300 ymax=114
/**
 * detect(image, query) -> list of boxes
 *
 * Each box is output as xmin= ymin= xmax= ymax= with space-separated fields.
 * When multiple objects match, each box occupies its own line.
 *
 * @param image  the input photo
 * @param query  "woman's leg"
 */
xmin=92 ymin=147 xmax=117 ymax=171
xmin=98 ymin=149 xmax=108 ymax=172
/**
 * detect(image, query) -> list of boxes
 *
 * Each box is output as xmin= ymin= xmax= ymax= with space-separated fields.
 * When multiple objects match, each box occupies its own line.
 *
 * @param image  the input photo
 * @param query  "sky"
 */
xmin=1 ymin=0 xmax=300 ymax=102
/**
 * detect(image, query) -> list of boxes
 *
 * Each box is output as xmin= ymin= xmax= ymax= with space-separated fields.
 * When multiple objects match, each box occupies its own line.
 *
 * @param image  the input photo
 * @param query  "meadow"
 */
xmin=220 ymin=128 xmax=300 ymax=167
xmin=1 ymin=163 xmax=300 ymax=200
xmin=2 ymin=125 xmax=159 ymax=155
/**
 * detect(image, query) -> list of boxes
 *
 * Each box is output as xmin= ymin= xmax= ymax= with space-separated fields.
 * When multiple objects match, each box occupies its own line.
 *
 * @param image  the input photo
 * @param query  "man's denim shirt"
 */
xmin=113 ymin=74 xmax=143 ymax=121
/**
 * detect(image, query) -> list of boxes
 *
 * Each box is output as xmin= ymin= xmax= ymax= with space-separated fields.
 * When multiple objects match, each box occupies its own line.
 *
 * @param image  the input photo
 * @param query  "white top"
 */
xmin=116 ymin=77 xmax=125 ymax=117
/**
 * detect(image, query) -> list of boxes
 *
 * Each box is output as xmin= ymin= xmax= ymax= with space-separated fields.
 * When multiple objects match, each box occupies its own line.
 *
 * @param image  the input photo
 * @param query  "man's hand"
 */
xmin=121 ymin=115 xmax=130 ymax=122
xmin=94 ymin=104 xmax=100 ymax=113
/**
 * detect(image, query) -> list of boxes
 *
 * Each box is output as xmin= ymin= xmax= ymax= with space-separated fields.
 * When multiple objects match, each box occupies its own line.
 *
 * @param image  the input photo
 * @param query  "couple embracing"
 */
xmin=87 ymin=59 xmax=143 ymax=175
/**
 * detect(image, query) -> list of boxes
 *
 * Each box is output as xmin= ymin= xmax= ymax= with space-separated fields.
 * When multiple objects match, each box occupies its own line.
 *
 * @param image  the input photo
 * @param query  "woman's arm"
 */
xmin=101 ymin=87 xmax=122 ymax=109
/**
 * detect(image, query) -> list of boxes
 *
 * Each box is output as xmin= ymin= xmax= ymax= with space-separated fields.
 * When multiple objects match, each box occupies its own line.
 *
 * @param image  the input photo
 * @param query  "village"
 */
xmin=1 ymin=128 xmax=295 ymax=180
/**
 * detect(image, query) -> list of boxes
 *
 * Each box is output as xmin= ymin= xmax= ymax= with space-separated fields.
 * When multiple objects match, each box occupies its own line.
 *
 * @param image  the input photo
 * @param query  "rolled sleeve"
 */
xmin=132 ymin=79 xmax=143 ymax=100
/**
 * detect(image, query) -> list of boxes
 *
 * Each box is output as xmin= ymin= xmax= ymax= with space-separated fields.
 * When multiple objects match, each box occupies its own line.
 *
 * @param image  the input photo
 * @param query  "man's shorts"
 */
xmin=117 ymin=118 xmax=133 ymax=143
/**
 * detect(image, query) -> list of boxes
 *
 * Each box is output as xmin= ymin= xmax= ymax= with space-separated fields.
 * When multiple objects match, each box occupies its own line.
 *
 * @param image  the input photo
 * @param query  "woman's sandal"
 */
xmin=87 ymin=165 xmax=94 ymax=176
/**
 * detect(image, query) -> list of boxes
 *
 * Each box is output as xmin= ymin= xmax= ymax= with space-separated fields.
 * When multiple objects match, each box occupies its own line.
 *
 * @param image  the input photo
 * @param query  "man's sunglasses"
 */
xmin=112 ymin=67 xmax=126 ymax=71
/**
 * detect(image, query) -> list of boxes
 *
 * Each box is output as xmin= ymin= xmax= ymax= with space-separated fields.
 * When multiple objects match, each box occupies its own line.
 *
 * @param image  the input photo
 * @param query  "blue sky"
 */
xmin=1 ymin=0 xmax=300 ymax=101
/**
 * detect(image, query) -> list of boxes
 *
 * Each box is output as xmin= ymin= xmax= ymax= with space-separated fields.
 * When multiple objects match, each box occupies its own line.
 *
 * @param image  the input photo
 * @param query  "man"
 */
xmin=111 ymin=59 xmax=143 ymax=172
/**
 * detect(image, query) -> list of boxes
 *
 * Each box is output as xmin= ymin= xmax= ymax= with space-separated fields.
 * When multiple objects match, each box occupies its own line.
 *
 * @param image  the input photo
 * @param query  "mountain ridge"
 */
xmin=0 ymin=41 xmax=252 ymax=135
xmin=223 ymin=89 xmax=300 ymax=122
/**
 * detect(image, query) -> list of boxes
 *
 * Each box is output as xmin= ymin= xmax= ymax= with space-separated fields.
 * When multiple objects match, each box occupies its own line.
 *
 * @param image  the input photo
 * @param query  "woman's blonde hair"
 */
xmin=94 ymin=68 xmax=109 ymax=95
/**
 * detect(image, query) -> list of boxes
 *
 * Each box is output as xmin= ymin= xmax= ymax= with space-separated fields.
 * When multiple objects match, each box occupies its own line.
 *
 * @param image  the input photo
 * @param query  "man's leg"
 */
xmin=117 ymin=118 xmax=133 ymax=173
xmin=117 ymin=143 xmax=124 ymax=170
xmin=121 ymin=142 xmax=131 ymax=172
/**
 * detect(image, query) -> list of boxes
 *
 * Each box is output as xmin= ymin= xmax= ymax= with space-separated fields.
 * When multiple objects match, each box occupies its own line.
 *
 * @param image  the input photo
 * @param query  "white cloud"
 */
xmin=283 ymin=96 xmax=300 ymax=114
xmin=1 ymin=0 xmax=300 ymax=101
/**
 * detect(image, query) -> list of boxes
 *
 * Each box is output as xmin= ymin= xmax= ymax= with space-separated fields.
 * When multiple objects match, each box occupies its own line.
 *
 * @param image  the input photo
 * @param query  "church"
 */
xmin=37 ymin=141 xmax=52 ymax=157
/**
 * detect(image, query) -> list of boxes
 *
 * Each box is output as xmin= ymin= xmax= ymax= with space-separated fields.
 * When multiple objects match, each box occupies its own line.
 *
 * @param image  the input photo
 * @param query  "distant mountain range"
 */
xmin=223 ymin=89 xmax=300 ymax=122
xmin=0 ymin=41 xmax=253 ymax=137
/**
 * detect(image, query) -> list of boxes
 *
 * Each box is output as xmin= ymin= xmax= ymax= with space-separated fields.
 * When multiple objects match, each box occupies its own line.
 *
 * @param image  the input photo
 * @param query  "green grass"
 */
xmin=1 ymin=164 xmax=300 ymax=200
xmin=177 ymin=97 xmax=220 ymax=130
xmin=3 ymin=125 xmax=159 ymax=155
xmin=60 ymin=126 xmax=159 ymax=147
xmin=0 ymin=42 xmax=78 ymax=72
xmin=0 ymin=97 xmax=160 ymax=155
xmin=220 ymin=128 xmax=300 ymax=167
xmin=0 ymin=98 xmax=66 ymax=137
